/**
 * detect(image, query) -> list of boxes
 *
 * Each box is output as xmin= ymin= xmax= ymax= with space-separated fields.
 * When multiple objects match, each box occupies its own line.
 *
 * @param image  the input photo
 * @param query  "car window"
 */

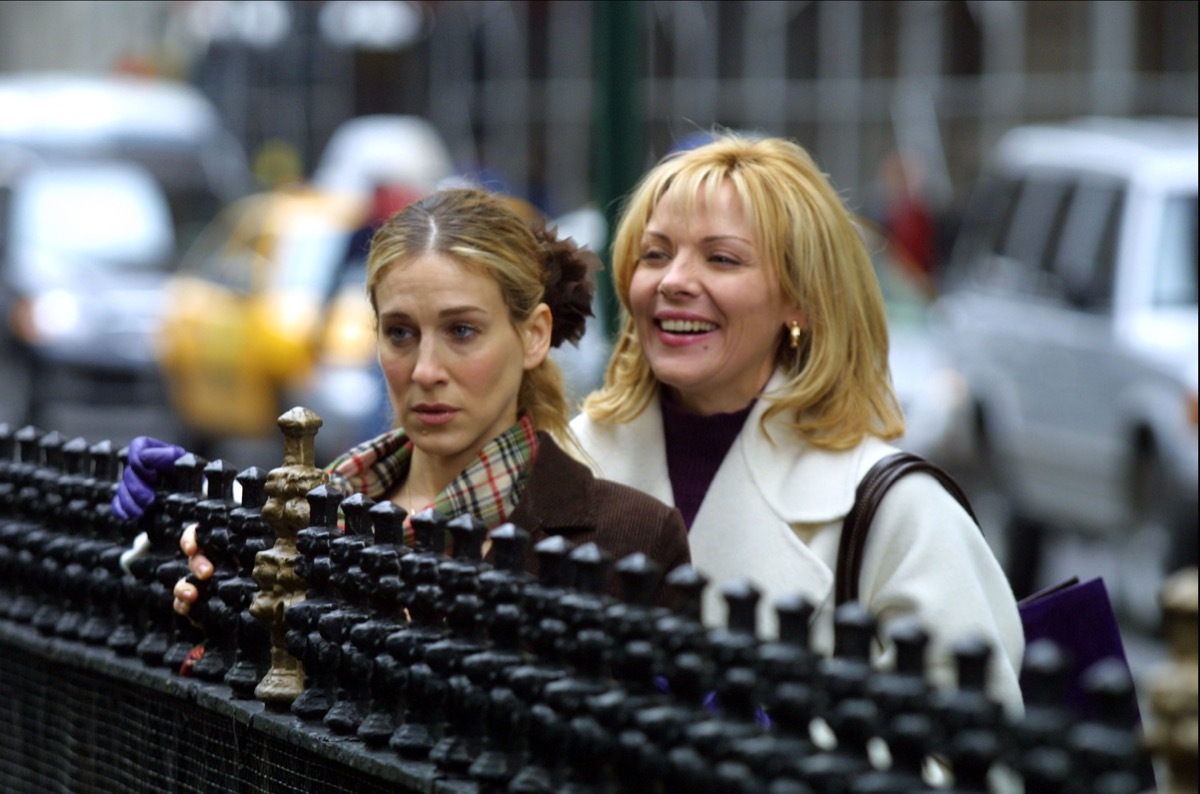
xmin=177 ymin=200 xmax=264 ymax=294
xmin=985 ymin=177 xmax=1023 ymax=257
xmin=9 ymin=163 xmax=174 ymax=284
xmin=1154 ymin=193 xmax=1198 ymax=307
xmin=111 ymin=143 xmax=240 ymax=256
xmin=945 ymin=175 xmax=1020 ymax=286
xmin=164 ymin=184 xmax=226 ymax=256
xmin=268 ymin=211 xmax=354 ymax=297
xmin=1001 ymin=179 xmax=1073 ymax=282
xmin=1049 ymin=180 xmax=1124 ymax=310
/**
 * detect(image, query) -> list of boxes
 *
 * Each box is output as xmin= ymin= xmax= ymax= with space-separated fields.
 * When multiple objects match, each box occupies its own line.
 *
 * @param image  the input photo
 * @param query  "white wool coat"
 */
xmin=571 ymin=372 xmax=1025 ymax=716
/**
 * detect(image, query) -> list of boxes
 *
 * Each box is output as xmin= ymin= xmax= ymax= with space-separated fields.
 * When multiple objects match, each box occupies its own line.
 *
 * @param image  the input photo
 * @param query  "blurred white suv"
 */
xmin=0 ymin=73 xmax=253 ymax=428
xmin=933 ymin=117 xmax=1198 ymax=596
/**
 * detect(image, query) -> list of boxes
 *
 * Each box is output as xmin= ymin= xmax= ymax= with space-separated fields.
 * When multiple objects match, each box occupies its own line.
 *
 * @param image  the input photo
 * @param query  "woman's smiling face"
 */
xmin=628 ymin=180 xmax=802 ymax=415
xmin=374 ymin=251 xmax=548 ymax=476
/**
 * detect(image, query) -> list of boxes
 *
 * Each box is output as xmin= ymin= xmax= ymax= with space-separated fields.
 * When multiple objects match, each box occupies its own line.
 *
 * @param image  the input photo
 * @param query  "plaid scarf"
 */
xmin=326 ymin=415 xmax=539 ymax=538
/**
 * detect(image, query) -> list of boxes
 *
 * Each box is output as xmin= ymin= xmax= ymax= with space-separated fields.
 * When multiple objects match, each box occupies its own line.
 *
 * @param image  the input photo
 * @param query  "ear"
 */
xmin=785 ymin=305 xmax=807 ymax=331
xmin=521 ymin=302 xmax=553 ymax=370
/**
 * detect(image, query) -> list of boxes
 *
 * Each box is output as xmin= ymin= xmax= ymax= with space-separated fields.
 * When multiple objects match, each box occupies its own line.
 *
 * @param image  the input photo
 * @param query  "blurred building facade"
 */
xmin=1 ymin=0 xmax=1196 ymax=218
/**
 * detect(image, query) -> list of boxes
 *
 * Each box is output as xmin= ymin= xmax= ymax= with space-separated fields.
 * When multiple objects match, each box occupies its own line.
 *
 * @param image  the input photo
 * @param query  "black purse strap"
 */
xmin=835 ymin=452 xmax=979 ymax=607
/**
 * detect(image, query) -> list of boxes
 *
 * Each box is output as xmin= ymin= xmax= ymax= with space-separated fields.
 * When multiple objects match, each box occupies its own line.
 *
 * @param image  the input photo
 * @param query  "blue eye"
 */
xmin=449 ymin=323 xmax=477 ymax=340
xmin=384 ymin=324 xmax=414 ymax=343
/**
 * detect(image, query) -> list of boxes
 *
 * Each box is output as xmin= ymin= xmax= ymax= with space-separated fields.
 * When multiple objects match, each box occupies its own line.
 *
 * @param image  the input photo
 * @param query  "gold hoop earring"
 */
xmin=788 ymin=321 xmax=802 ymax=350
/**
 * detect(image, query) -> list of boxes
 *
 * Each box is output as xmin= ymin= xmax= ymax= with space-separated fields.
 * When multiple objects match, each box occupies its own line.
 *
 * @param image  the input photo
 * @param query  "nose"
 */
xmin=657 ymin=250 xmax=699 ymax=298
xmin=410 ymin=337 xmax=447 ymax=388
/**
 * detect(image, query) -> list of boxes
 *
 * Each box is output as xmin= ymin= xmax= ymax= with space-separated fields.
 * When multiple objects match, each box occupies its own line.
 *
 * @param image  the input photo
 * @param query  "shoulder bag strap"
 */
xmin=835 ymin=452 xmax=979 ymax=607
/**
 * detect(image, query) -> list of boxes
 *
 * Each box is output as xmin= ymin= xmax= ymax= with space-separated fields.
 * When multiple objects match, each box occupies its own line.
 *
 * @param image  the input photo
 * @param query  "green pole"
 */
xmin=591 ymin=0 xmax=644 ymax=341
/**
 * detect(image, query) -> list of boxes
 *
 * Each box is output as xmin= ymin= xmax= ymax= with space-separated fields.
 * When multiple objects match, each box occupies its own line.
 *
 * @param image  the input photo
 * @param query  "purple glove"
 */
xmin=112 ymin=436 xmax=187 ymax=521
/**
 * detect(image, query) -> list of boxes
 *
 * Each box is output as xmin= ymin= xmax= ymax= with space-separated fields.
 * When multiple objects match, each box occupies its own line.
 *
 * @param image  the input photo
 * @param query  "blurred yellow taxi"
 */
xmin=157 ymin=185 xmax=376 ymax=445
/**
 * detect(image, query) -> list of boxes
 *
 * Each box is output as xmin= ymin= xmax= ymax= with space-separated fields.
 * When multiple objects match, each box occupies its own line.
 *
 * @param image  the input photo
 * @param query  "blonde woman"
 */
xmin=572 ymin=134 xmax=1024 ymax=714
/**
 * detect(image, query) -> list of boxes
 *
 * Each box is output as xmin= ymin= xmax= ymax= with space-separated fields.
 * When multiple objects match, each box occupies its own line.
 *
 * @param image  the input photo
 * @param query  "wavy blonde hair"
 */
xmin=582 ymin=134 xmax=904 ymax=450
xmin=366 ymin=188 xmax=574 ymax=444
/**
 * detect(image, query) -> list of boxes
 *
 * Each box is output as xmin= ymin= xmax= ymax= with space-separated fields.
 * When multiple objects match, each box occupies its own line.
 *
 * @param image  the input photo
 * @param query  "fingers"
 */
xmin=123 ymin=469 xmax=157 ymax=507
xmin=129 ymin=435 xmax=178 ymax=457
xmin=188 ymin=552 xmax=213 ymax=580
xmin=181 ymin=525 xmax=210 ymax=580
xmin=173 ymin=577 xmax=197 ymax=616
xmin=128 ymin=436 xmax=166 ymax=480
xmin=128 ymin=436 xmax=186 ymax=480
xmin=173 ymin=527 xmax=209 ymax=617
xmin=111 ymin=470 xmax=156 ymax=523
xmin=114 ymin=482 xmax=148 ymax=521
xmin=112 ymin=494 xmax=132 ymax=522
xmin=113 ymin=435 xmax=189 ymax=523
xmin=179 ymin=523 xmax=198 ymax=556
xmin=141 ymin=445 xmax=187 ymax=473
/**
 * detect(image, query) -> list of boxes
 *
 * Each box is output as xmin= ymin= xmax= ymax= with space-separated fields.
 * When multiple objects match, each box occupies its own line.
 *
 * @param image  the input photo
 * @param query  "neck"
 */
xmin=666 ymin=365 xmax=776 ymax=416
xmin=405 ymin=449 xmax=461 ymax=508
xmin=665 ymin=386 xmax=759 ymax=416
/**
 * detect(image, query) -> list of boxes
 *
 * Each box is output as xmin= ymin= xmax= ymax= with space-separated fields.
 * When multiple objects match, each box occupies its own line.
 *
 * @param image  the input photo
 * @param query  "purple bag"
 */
xmin=1019 ymin=576 xmax=1155 ymax=789
xmin=834 ymin=453 xmax=1154 ymax=786
xmin=1018 ymin=576 xmax=1137 ymax=717
xmin=838 ymin=455 xmax=1144 ymax=726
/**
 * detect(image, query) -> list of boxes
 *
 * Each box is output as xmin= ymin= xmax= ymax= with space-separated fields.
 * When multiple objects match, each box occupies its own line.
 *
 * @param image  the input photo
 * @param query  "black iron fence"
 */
xmin=0 ymin=418 xmax=1192 ymax=793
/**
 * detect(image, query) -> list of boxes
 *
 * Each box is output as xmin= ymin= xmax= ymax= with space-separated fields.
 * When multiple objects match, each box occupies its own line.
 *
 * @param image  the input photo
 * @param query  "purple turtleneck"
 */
xmin=661 ymin=396 xmax=755 ymax=530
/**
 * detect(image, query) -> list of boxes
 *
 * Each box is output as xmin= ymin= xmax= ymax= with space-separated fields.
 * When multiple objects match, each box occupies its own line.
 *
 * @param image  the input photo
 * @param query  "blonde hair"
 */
xmin=582 ymin=134 xmax=904 ymax=450
xmin=366 ymin=188 xmax=574 ymax=443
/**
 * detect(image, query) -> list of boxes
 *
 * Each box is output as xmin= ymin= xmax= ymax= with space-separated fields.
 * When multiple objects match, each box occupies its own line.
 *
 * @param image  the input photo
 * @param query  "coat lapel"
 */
xmin=571 ymin=377 xmax=899 ymax=639
xmin=689 ymin=372 xmax=898 ymax=638
xmin=571 ymin=401 xmax=674 ymax=507
xmin=688 ymin=446 xmax=836 ymax=640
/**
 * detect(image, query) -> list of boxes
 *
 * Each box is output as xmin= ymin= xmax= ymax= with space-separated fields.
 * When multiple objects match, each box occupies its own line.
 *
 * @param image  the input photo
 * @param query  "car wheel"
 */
xmin=1131 ymin=439 xmax=1173 ymax=530
xmin=969 ymin=402 xmax=1011 ymax=489
xmin=962 ymin=403 xmax=1043 ymax=598
xmin=1129 ymin=439 xmax=1197 ymax=572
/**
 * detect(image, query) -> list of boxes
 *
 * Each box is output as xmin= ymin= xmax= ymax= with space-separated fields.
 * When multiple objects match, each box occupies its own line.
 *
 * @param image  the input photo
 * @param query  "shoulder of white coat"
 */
xmin=568 ymin=405 xmax=675 ymax=506
xmin=566 ymin=413 xmax=606 ymax=477
xmin=869 ymin=464 xmax=979 ymax=528
xmin=567 ymin=412 xmax=615 ymax=474
xmin=741 ymin=405 xmax=903 ymax=523
xmin=568 ymin=411 xmax=601 ymax=445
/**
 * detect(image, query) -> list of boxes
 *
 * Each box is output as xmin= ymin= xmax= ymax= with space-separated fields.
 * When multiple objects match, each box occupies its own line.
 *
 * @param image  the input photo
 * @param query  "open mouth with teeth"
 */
xmin=658 ymin=318 xmax=718 ymax=334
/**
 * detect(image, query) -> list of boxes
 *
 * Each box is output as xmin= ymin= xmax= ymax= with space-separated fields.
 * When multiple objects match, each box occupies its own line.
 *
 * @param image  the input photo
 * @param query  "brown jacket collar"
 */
xmin=506 ymin=432 xmax=595 ymax=540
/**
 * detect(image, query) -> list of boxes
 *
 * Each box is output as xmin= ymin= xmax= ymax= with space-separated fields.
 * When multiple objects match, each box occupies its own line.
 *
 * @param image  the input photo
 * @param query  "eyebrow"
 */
xmin=643 ymin=230 xmax=754 ymax=246
xmin=379 ymin=305 xmax=489 ymax=322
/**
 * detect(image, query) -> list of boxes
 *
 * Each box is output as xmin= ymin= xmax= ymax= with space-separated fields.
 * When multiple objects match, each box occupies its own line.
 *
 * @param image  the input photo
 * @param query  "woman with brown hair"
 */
xmin=114 ymin=187 xmax=689 ymax=609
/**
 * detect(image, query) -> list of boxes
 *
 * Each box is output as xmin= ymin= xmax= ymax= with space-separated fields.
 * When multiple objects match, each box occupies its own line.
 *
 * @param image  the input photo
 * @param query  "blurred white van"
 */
xmin=933 ymin=117 xmax=1198 ymax=595
xmin=0 ymin=72 xmax=253 ymax=426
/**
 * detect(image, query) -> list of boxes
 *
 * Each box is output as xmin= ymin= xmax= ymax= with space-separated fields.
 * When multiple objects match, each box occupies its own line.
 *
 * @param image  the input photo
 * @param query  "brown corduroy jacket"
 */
xmin=503 ymin=433 xmax=690 ymax=604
